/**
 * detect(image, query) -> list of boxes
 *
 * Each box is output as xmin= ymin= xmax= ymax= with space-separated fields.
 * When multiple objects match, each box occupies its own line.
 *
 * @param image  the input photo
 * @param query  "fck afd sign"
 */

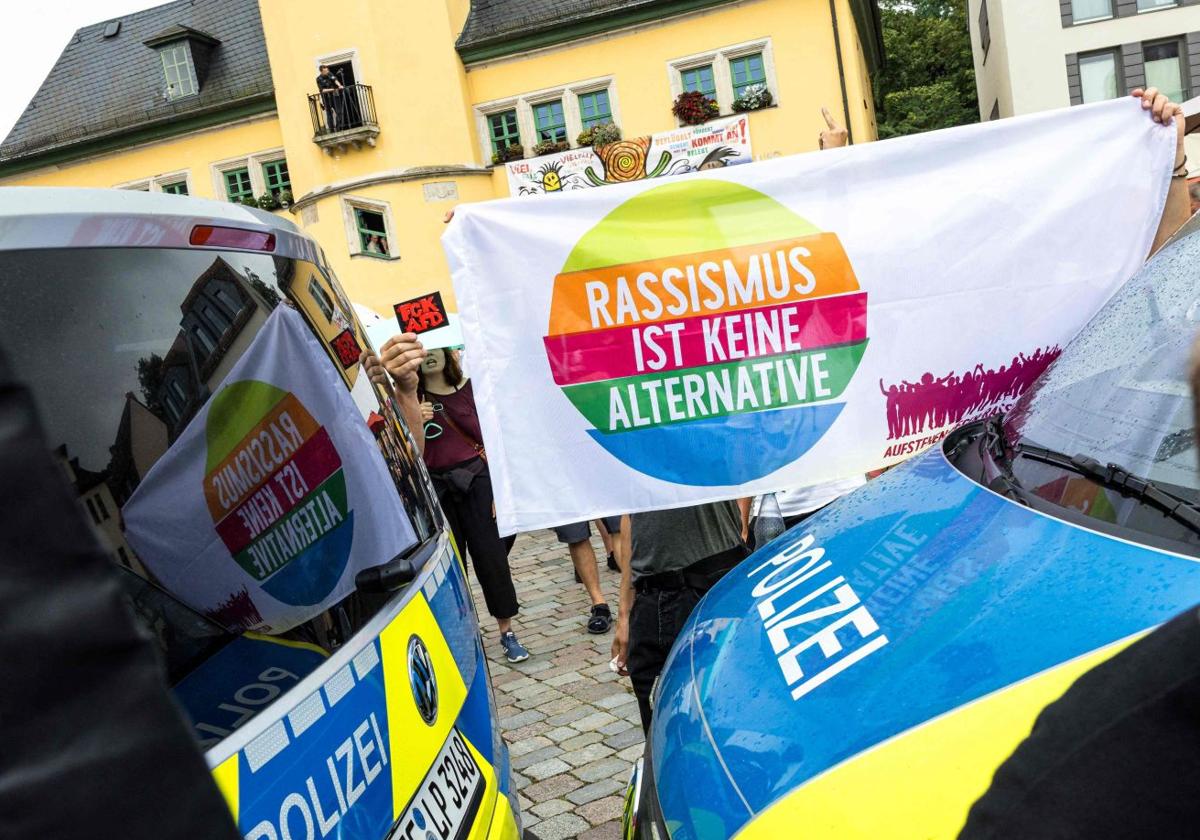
xmin=444 ymin=99 xmax=1176 ymax=534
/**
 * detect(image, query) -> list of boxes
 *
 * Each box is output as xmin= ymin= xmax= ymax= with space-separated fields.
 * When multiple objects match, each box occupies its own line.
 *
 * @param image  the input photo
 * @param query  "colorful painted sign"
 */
xmin=448 ymin=99 xmax=1176 ymax=534
xmin=505 ymin=115 xmax=752 ymax=197
xmin=543 ymin=180 xmax=867 ymax=485
xmin=124 ymin=307 xmax=417 ymax=634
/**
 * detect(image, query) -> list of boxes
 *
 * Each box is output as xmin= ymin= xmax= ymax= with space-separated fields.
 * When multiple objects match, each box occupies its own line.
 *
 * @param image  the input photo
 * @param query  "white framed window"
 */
xmin=113 ymin=171 xmax=192 ymax=194
xmin=1071 ymin=0 xmax=1113 ymax=23
xmin=160 ymin=43 xmax=198 ymax=99
xmin=313 ymin=48 xmax=363 ymax=86
xmin=666 ymin=38 xmax=779 ymax=120
xmin=341 ymin=196 xmax=399 ymax=260
xmin=1137 ymin=0 xmax=1176 ymax=12
xmin=1079 ymin=50 xmax=1120 ymax=103
xmin=210 ymin=149 xmax=287 ymax=203
xmin=473 ymin=76 xmax=620 ymax=163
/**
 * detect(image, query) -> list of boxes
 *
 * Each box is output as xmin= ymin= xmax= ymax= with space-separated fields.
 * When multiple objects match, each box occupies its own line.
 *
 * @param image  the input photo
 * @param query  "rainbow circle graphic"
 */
xmin=204 ymin=380 xmax=355 ymax=606
xmin=542 ymin=180 xmax=868 ymax=486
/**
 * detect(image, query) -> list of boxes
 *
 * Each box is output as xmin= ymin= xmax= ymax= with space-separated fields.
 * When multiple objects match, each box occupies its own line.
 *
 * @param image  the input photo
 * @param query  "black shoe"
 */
xmin=606 ymin=552 xmax=619 ymax=572
xmin=587 ymin=603 xmax=612 ymax=634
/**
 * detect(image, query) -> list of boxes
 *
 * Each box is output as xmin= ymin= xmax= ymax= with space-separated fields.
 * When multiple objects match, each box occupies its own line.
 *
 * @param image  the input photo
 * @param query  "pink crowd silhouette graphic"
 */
xmin=880 ymin=345 xmax=1062 ymax=440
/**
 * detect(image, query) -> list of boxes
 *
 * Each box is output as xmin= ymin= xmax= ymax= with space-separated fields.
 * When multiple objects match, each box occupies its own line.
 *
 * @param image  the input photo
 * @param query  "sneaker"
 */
xmin=606 ymin=551 xmax=619 ymax=572
xmin=500 ymin=631 xmax=529 ymax=663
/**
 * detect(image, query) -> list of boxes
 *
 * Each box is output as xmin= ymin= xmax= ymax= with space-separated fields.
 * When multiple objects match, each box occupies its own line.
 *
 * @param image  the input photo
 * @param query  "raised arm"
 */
xmin=378 ymin=334 xmax=428 ymax=453
xmin=1133 ymin=88 xmax=1192 ymax=256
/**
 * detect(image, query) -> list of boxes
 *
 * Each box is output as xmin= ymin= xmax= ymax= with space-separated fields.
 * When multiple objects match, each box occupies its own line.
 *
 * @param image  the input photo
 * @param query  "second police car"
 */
xmin=625 ymin=219 xmax=1200 ymax=837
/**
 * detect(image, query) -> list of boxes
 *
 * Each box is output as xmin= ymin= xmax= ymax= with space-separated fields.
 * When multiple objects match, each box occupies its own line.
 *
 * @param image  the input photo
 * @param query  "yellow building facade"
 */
xmin=0 ymin=0 xmax=882 ymax=331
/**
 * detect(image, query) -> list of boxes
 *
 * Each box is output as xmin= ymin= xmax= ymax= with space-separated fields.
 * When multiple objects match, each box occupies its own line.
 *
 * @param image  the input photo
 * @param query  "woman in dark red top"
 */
xmin=417 ymin=348 xmax=528 ymax=663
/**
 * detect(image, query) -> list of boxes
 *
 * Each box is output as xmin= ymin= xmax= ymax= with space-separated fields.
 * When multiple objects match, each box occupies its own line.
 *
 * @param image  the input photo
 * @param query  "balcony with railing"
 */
xmin=308 ymin=84 xmax=380 ymax=154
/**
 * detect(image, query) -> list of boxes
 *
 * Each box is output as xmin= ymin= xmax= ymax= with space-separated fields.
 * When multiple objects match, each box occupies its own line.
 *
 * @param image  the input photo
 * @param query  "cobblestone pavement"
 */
xmin=466 ymin=528 xmax=642 ymax=840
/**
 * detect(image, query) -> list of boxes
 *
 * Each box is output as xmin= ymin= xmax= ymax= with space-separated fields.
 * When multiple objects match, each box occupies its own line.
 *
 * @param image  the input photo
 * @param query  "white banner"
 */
xmin=124 ymin=307 xmax=416 ymax=634
xmin=505 ymin=115 xmax=752 ymax=196
xmin=447 ymin=99 xmax=1175 ymax=535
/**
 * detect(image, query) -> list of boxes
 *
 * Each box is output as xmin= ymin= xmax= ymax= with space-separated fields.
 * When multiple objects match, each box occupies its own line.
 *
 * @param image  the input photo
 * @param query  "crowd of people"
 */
xmin=360 ymin=86 xmax=1193 ymax=736
xmin=879 ymin=345 xmax=1063 ymax=439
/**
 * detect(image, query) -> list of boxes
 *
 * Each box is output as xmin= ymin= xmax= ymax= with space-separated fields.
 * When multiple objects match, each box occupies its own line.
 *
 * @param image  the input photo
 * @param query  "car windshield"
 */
xmin=1004 ymin=228 xmax=1200 ymax=545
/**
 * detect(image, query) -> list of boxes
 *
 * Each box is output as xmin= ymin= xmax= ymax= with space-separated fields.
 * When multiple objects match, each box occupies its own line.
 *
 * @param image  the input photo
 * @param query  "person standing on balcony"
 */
xmin=316 ymin=65 xmax=343 ymax=132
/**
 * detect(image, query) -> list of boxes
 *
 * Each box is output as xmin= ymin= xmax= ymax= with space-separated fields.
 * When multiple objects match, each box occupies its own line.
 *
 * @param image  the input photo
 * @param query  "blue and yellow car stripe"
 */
xmin=207 ymin=542 xmax=516 ymax=839
xmin=733 ymin=634 xmax=1141 ymax=838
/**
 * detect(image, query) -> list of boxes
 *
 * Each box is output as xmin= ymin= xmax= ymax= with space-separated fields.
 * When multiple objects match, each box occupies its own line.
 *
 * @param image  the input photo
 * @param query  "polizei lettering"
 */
xmin=747 ymin=534 xmax=888 ymax=700
xmin=244 ymin=711 xmax=389 ymax=840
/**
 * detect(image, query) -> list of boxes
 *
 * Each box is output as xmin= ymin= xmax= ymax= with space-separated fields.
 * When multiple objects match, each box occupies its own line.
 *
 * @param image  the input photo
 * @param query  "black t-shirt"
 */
xmin=316 ymin=74 xmax=340 ymax=92
xmin=960 ymin=605 xmax=1200 ymax=839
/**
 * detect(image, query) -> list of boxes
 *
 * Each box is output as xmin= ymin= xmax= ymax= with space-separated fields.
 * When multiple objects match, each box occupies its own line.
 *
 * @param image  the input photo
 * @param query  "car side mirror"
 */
xmin=355 ymin=557 xmax=416 ymax=592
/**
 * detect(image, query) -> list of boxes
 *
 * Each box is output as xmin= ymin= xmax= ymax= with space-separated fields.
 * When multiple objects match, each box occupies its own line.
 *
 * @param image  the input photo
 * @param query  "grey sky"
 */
xmin=2 ymin=1 xmax=161 ymax=142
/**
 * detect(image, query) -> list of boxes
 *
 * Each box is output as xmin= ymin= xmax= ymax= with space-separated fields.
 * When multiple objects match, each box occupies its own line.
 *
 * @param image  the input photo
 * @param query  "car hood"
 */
xmin=650 ymin=449 xmax=1200 ymax=839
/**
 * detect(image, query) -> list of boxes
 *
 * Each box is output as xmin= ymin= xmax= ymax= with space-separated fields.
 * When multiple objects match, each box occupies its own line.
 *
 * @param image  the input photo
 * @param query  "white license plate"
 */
xmin=389 ymin=729 xmax=483 ymax=840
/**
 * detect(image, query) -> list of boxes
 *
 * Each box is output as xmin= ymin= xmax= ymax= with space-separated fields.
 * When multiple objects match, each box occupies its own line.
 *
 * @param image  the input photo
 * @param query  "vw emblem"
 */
xmin=408 ymin=635 xmax=438 ymax=726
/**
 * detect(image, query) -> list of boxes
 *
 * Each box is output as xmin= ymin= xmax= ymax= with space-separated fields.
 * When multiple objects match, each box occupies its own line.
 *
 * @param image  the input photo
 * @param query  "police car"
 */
xmin=624 ymin=222 xmax=1200 ymax=838
xmin=0 ymin=188 xmax=520 ymax=839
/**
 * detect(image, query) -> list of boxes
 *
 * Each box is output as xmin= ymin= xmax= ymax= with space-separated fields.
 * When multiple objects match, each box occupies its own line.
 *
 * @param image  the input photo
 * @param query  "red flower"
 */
xmin=672 ymin=91 xmax=719 ymax=126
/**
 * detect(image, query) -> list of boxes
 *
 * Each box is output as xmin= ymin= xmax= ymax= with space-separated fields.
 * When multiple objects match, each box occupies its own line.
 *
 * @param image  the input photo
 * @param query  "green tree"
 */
xmin=874 ymin=0 xmax=980 ymax=139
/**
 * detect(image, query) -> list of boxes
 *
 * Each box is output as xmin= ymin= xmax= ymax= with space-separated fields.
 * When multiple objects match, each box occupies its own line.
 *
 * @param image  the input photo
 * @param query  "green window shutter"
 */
xmin=730 ymin=53 xmax=766 ymax=97
xmin=533 ymin=101 xmax=567 ymax=143
xmin=161 ymin=181 xmax=188 ymax=195
xmin=488 ymin=110 xmax=520 ymax=155
xmin=681 ymin=65 xmax=717 ymax=99
xmin=223 ymin=167 xmax=253 ymax=202
xmin=262 ymin=160 xmax=291 ymax=195
xmin=578 ymin=90 xmax=613 ymax=129
xmin=354 ymin=208 xmax=390 ymax=258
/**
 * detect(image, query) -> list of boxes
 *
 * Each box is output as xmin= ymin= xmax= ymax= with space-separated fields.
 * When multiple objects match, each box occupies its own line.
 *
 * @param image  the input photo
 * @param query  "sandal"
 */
xmin=587 ymin=603 xmax=612 ymax=634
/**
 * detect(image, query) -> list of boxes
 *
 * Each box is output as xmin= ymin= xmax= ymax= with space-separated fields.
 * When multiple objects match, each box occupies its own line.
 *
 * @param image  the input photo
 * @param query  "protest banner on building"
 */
xmin=505 ymin=115 xmax=752 ymax=197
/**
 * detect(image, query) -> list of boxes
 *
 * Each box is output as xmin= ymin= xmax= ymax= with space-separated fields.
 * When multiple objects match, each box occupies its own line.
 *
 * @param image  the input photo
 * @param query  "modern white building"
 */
xmin=968 ymin=0 xmax=1200 ymax=165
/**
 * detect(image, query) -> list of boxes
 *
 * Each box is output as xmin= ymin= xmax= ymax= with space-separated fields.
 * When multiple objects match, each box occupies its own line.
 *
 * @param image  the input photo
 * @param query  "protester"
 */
xmin=316 ymin=64 xmax=343 ymax=131
xmin=612 ymin=503 xmax=747 ymax=731
xmin=555 ymin=518 xmax=622 ymax=634
xmin=364 ymin=339 xmax=530 ymax=663
xmin=418 ymin=348 xmax=529 ymax=662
